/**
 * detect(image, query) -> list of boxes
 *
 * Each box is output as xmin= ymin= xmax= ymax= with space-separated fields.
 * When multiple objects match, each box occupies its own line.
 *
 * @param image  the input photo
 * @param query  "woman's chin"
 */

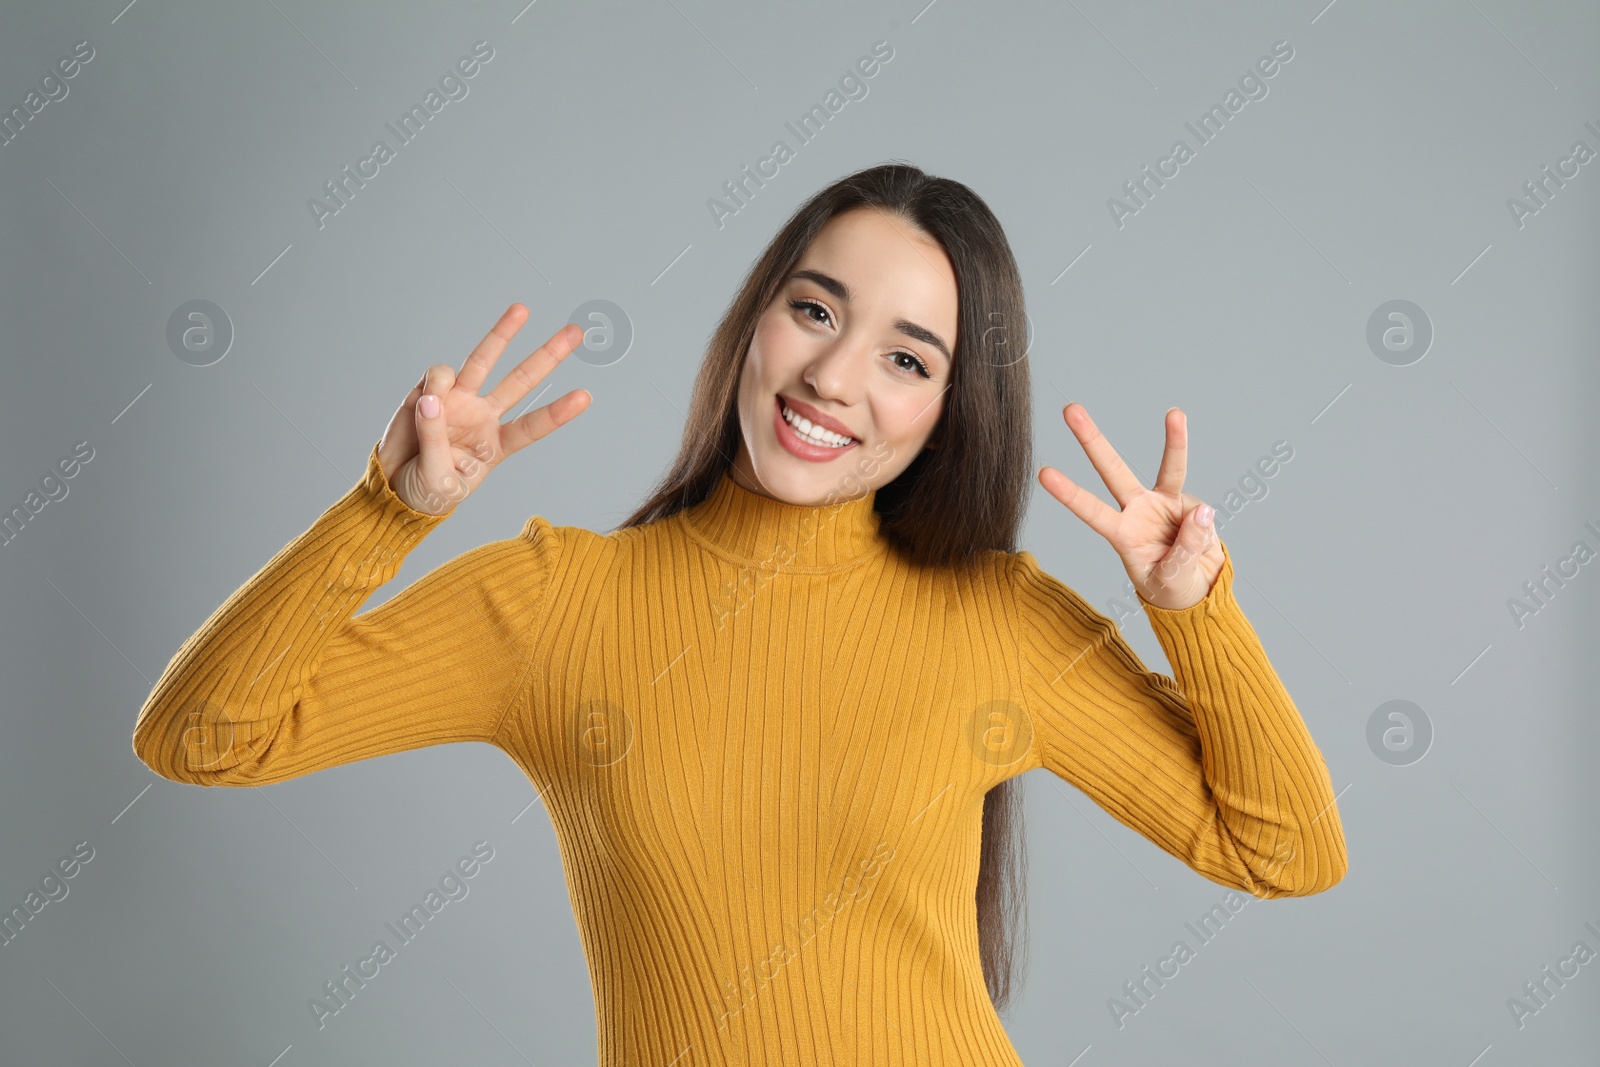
xmin=744 ymin=456 xmax=830 ymax=505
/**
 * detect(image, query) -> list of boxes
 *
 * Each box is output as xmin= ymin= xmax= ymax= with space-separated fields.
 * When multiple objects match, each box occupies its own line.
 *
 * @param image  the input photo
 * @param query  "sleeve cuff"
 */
xmin=1135 ymin=539 xmax=1240 ymax=632
xmin=355 ymin=440 xmax=453 ymax=534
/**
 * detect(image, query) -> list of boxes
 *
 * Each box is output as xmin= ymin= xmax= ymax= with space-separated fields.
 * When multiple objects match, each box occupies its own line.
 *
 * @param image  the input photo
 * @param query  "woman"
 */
xmin=133 ymin=162 xmax=1346 ymax=1065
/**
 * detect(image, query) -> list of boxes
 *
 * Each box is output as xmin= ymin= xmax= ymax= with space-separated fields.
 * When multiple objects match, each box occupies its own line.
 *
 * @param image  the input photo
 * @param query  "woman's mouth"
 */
xmin=773 ymin=396 xmax=859 ymax=461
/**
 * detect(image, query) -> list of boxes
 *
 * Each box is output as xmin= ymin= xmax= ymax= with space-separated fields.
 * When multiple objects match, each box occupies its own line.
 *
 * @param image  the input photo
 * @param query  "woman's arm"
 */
xmin=1010 ymin=541 xmax=1347 ymax=898
xmin=132 ymin=441 xmax=561 ymax=786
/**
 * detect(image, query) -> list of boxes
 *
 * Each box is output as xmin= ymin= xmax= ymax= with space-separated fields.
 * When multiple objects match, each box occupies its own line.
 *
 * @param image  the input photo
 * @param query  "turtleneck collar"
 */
xmin=679 ymin=469 xmax=886 ymax=571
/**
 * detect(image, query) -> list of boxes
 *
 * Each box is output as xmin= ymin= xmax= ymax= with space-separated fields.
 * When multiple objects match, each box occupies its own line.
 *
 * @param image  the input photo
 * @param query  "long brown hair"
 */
xmin=615 ymin=161 xmax=1034 ymax=1016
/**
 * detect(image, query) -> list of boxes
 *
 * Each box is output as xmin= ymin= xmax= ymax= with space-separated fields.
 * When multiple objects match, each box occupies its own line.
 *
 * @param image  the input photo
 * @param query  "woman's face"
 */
xmin=730 ymin=207 xmax=958 ymax=506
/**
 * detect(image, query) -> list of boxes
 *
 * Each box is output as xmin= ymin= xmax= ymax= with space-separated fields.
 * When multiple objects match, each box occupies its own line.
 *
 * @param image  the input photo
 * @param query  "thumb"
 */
xmin=1153 ymin=501 xmax=1213 ymax=583
xmin=413 ymin=392 xmax=464 ymax=511
xmin=1173 ymin=501 xmax=1215 ymax=567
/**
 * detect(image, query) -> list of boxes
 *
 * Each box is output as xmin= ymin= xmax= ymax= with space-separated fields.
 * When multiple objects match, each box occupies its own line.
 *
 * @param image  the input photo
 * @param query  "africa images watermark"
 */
xmin=1505 ymin=118 xmax=1600 ymax=230
xmin=1505 ymin=917 xmax=1600 ymax=1031
xmin=0 ymin=440 xmax=95 ymax=549
xmin=307 ymin=41 xmax=496 ymax=231
xmin=0 ymin=841 xmax=97 ymax=950
xmin=710 ymin=438 xmax=896 ymax=630
xmin=0 ymin=39 xmax=95 ymax=149
xmin=1107 ymin=39 xmax=1296 ymax=229
xmin=707 ymin=39 xmax=896 ymax=231
xmin=307 ymin=840 xmax=497 ymax=1030
xmin=1106 ymin=836 xmax=1298 ymax=1030
xmin=1505 ymin=517 xmax=1600 ymax=631
xmin=708 ymin=839 xmax=897 ymax=1034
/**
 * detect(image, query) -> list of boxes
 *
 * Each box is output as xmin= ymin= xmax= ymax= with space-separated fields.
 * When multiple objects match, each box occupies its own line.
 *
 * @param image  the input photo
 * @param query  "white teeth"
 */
xmin=780 ymin=400 xmax=854 ymax=448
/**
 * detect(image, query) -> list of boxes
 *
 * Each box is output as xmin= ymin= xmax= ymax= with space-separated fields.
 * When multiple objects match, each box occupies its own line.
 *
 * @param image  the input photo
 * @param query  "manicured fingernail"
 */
xmin=419 ymin=394 xmax=440 ymax=418
xmin=1197 ymin=504 xmax=1213 ymax=526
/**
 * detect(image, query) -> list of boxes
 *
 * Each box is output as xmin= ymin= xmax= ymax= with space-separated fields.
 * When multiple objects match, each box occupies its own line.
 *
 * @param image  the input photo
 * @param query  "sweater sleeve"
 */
xmin=132 ymin=441 xmax=561 ymax=787
xmin=1010 ymin=539 xmax=1347 ymax=898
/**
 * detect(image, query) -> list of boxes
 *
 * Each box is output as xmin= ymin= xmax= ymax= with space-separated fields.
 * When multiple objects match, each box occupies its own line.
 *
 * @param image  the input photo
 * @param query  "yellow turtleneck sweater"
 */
xmin=133 ymin=440 xmax=1347 ymax=1066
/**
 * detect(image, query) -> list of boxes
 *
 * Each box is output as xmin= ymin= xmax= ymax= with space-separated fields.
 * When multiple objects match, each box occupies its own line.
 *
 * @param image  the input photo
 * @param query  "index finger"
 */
xmin=1151 ymin=407 xmax=1188 ymax=497
xmin=1063 ymin=403 xmax=1144 ymax=508
xmin=484 ymin=322 xmax=586 ymax=417
xmin=456 ymin=303 xmax=531 ymax=394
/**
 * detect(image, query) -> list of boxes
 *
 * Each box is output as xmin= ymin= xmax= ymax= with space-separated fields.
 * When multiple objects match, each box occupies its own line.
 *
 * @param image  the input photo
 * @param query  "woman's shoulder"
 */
xmin=897 ymin=544 xmax=1021 ymax=600
xmin=932 ymin=546 xmax=1087 ymax=612
xmin=511 ymin=510 xmax=664 ymax=569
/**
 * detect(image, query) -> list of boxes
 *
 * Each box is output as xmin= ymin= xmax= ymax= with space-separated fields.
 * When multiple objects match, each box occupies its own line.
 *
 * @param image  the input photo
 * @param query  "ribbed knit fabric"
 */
xmin=134 ymin=441 xmax=1347 ymax=1066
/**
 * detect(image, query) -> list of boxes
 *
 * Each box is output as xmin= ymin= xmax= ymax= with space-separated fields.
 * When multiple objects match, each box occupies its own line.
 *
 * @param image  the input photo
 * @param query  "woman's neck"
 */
xmin=680 ymin=468 xmax=885 ymax=570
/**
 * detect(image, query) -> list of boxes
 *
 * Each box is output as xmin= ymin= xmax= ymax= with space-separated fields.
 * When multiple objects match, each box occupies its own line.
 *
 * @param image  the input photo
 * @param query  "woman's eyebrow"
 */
xmin=789 ymin=268 xmax=952 ymax=366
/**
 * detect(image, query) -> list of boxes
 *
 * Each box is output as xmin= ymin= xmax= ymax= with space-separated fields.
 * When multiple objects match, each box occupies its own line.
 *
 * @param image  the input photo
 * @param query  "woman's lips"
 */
xmin=773 ymin=396 xmax=859 ymax=462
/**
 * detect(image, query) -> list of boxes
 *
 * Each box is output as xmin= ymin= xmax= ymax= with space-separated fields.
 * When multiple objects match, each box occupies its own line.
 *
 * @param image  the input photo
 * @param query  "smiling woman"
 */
xmin=134 ymin=162 xmax=1345 ymax=1067
xmin=727 ymin=207 xmax=957 ymax=499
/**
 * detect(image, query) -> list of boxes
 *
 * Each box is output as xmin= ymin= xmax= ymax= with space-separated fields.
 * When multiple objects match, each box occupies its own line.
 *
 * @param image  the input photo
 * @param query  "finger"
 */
xmin=1038 ymin=465 xmax=1120 ymax=542
xmin=500 ymin=388 xmax=592 ymax=457
xmin=484 ymin=323 xmax=585 ymax=418
xmin=456 ymin=303 xmax=530 ymax=395
xmin=415 ymin=366 xmax=461 ymax=502
xmin=1063 ymin=403 xmax=1144 ymax=508
xmin=1151 ymin=407 xmax=1189 ymax=498
xmin=378 ymin=374 xmax=427 ymax=468
xmin=1155 ymin=500 xmax=1215 ymax=582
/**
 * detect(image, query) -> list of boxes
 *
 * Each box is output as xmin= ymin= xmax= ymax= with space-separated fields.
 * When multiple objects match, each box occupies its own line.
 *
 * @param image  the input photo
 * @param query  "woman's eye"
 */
xmin=892 ymin=351 xmax=932 ymax=378
xmin=790 ymin=297 xmax=931 ymax=379
xmin=789 ymin=298 xmax=831 ymax=326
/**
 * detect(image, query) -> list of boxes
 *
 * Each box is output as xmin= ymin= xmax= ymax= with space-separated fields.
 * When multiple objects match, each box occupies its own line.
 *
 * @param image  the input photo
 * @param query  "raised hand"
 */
xmin=1038 ymin=403 xmax=1224 ymax=611
xmin=376 ymin=303 xmax=592 ymax=515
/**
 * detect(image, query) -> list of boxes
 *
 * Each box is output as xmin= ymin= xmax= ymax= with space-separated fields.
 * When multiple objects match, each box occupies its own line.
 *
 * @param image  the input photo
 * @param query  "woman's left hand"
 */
xmin=1038 ymin=403 xmax=1225 ymax=612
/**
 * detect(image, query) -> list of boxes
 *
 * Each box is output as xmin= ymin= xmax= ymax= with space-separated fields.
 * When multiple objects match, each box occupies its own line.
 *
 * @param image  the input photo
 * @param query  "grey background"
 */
xmin=2 ymin=0 xmax=1596 ymax=1063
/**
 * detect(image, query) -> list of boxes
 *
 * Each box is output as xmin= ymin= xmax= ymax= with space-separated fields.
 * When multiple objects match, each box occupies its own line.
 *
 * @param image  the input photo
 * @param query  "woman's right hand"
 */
xmin=376 ymin=303 xmax=592 ymax=515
